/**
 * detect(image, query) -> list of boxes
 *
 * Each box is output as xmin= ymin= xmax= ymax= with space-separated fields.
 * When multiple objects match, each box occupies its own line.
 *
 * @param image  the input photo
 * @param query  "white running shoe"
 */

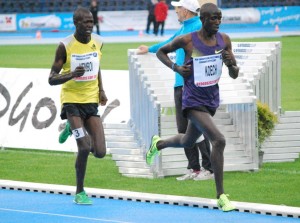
xmin=194 ymin=167 xmax=214 ymax=181
xmin=176 ymin=169 xmax=199 ymax=181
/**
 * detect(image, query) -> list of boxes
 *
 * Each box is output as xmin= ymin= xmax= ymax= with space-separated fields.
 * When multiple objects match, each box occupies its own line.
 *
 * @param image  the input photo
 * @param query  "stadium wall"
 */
xmin=0 ymin=6 xmax=299 ymax=33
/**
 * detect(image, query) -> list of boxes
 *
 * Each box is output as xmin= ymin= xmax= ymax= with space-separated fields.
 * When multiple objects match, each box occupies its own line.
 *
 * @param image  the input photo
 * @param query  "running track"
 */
xmin=0 ymin=181 xmax=299 ymax=223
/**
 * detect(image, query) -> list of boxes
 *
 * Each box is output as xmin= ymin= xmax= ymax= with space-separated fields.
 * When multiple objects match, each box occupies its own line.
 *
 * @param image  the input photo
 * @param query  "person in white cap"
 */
xmin=171 ymin=0 xmax=200 ymax=13
xmin=137 ymin=0 xmax=214 ymax=182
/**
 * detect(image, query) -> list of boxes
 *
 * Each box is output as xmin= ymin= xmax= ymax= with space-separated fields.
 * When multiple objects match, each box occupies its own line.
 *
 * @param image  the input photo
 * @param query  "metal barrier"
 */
xmin=128 ymin=45 xmax=264 ymax=177
xmin=232 ymin=41 xmax=282 ymax=115
xmin=128 ymin=52 xmax=162 ymax=176
xmin=127 ymin=42 xmax=280 ymax=177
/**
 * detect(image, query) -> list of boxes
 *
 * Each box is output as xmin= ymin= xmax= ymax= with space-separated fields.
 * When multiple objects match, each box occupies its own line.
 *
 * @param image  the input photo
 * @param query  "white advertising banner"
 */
xmin=0 ymin=14 xmax=16 ymax=31
xmin=18 ymin=14 xmax=62 ymax=30
xmin=0 ymin=68 xmax=130 ymax=152
xmin=96 ymin=10 xmax=181 ymax=31
xmin=2 ymin=6 xmax=299 ymax=33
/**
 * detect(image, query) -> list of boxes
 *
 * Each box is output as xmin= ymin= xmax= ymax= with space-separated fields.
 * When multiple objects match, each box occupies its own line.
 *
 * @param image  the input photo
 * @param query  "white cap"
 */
xmin=171 ymin=0 xmax=200 ymax=13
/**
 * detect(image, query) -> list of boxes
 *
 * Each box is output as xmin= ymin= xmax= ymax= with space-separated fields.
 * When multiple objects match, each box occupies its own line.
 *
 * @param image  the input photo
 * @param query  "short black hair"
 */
xmin=73 ymin=7 xmax=91 ymax=24
xmin=200 ymin=3 xmax=218 ymax=19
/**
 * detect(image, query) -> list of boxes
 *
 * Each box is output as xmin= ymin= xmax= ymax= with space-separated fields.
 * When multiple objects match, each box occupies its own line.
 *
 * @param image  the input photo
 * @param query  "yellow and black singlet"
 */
xmin=60 ymin=34 xmax=103 ymax=104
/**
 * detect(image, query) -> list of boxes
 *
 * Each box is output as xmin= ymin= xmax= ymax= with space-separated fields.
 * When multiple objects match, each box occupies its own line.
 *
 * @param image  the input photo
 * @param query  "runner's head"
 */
xmin=200 ymin=3 xmax=222 ymax=34
xmin=73 ymin=7 xmax=94 ymax=40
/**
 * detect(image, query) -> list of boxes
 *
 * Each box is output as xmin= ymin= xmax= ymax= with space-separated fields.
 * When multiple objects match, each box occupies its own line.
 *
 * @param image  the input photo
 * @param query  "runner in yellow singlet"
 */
xmin=49 ymin=7 xmax=107 ymax=205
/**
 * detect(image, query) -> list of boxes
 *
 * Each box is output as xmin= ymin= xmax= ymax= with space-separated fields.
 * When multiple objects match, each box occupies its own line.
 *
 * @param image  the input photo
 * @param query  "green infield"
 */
xmin=0 ymin=36 xmax=299 ymax=110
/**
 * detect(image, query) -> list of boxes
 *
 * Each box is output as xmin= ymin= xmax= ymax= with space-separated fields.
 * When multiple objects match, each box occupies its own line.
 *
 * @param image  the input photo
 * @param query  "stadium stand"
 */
xmin=1 ymin=0 xmax=299 ymax=14
xmin=0 ymin=0 xmax=170 ymax=13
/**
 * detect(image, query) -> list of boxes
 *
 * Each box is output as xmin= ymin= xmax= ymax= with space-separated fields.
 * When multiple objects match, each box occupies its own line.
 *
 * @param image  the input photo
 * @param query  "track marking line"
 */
xmin=0 ymin=208 xmax=132 ymax=223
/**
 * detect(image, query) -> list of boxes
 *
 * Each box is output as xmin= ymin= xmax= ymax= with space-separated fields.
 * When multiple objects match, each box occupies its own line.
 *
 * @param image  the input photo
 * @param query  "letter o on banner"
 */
xmin=32 ymin=97 xmax=57 ymax=129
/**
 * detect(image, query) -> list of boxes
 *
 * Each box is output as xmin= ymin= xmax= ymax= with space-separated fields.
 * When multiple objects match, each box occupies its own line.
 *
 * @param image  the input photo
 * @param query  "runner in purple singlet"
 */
xmin=145 ymin=3 xmax=239 ymax=212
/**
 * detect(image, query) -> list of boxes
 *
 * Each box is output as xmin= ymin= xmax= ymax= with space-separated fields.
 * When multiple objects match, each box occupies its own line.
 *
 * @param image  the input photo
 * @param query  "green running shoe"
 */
xmin=217 ymin=194 xmax=235 ymax=212
xmin=73 ymin=191 xmax=92 ymax=205
xmin=59 ymin=121 xmax=72 ymax=144
xmin=146 ymin=135 xmax=161 ymax=165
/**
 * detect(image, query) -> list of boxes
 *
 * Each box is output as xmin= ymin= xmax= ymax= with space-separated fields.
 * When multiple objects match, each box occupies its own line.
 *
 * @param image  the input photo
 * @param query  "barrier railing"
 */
xmin=128 ymin=45 xmax=267 ymax=176
xmin=232 ymin=41 xmax=282 ymax=115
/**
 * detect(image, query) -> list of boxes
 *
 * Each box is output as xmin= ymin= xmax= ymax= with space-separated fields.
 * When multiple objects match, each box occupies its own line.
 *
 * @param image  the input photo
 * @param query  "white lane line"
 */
xmin=0 ymin=208 xmax=132 ymax=223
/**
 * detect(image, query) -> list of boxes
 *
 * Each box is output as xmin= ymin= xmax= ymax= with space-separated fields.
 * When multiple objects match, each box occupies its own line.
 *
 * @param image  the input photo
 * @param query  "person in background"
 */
xmin=137 ymin=0 xmax=214 ymax=181
xmin=146 ymin=3 xmax=239 ymax=212
xmin=90 ymin=0 xmax=100 ymax=35
xmin=154 ymin=0 xmax=168 ymax=36
xmin=146 ymin=0 xmax=158 ymax=35
xmin=49 ymin=7 xmax=107 ymax=205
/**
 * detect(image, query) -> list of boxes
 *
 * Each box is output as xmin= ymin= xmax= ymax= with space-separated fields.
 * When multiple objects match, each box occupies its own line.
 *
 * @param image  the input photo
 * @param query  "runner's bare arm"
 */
xmin=221 ymin=33 xmax=239 ymax=79
xmin=98 ymin=69 xmax=107 ymax=106
xmin=156 ymin=34 xmax=193 ymax=78
xmin=48 ymin=43 xmax=85 ymax=86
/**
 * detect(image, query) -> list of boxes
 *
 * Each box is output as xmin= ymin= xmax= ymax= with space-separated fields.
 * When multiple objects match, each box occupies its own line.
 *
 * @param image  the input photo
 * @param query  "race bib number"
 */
xmin=193 ymin=54 xmax=223 ymax=87
xmin=72 ymin=128 xmax=85 ymax=139
xmin=71 ymin=52 xmax=99 ymax=82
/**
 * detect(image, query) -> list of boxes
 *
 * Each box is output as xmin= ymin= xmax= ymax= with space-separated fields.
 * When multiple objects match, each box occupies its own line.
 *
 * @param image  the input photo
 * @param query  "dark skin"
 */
xmin=157 ymin=4 xmax=239 ymax=80
xmin=155 ymin=3 xmax=239 ymax=198
xmin=49 ymin=8 xmax=107 ymax=194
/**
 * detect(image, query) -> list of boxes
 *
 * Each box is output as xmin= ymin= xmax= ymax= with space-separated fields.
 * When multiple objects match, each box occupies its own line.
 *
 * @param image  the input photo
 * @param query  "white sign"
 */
xmin=193 ymin=54 xmax=223 ymax=87
xmin=71 ymin=52 xmax=99 ymax=82
xmin=0 ymin=68 xmax=130 ymax=152
xmin=98 ymin=10 xmax=181 ymax=31
xmin=18 ymin=14 xmax=61 ymax=29
xmin=0 ymin=14 xmax=16 ymax=31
